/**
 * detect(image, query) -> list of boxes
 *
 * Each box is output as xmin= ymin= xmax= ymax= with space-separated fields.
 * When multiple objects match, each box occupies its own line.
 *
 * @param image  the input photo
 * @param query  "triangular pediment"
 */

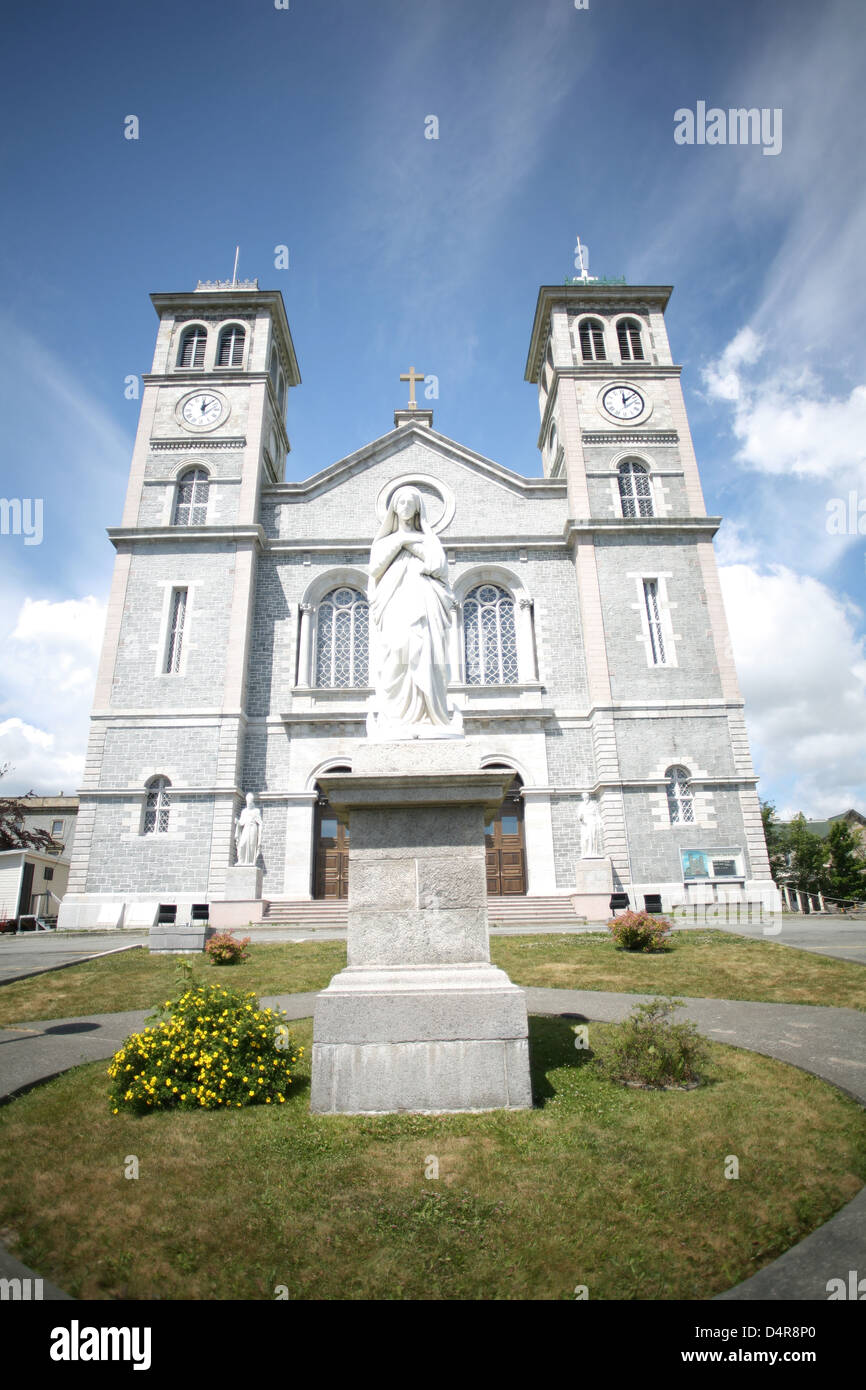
xmin=267 ymin=421 xmax=562 ymax=502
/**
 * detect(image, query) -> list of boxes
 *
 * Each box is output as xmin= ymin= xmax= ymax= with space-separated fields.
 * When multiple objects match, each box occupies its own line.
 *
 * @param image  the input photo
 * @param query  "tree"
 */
xmin=760 ymin=800 xmax=790 ymax=883
xmin=0 ymin=765 xmax=60 ymax=853
xmin=824 ymin=820 xmax=866 ymax=902
xmin=785 ymin=813 xmax=827 ymax=895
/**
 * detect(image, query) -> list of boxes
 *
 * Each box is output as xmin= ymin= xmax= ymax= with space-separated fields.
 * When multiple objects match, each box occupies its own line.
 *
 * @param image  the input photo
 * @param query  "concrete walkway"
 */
xmin=1 ymin=985 xmax=863 ymax=1301
xmin=0 ymin=936 xmax=146 ymax=984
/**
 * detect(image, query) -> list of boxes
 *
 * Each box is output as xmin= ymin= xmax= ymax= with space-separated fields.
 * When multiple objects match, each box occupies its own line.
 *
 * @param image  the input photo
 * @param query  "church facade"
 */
xmin=58 ymin=278 xmax=778 ymax=930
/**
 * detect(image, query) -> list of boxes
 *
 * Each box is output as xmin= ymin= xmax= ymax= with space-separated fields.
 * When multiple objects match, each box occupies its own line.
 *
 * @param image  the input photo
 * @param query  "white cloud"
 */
xmin=703 ymin=338 xmax=866 ymax=485
xmin=0 ymin=595 xmax=105 ymax=794
xmin=720 ymin=562 xmax=866 ymax=815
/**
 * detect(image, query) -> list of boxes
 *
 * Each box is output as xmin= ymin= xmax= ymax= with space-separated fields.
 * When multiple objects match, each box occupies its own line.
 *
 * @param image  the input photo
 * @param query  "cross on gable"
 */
xmin=399 ymin=365 xmax=425 ymax=409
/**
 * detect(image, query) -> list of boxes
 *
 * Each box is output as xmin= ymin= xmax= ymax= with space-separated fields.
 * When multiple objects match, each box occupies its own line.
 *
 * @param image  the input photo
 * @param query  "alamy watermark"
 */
xmin=0 ymin=497 xmax=43 ymax=546
xmin=826 ymin=491 xmax=866 ymax=535
xmin=674 ymin=102 xmax=782 ymax=156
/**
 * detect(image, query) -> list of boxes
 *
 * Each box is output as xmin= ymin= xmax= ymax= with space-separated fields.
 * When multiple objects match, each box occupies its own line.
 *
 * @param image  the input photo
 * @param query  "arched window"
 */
xmin=666 ymin=766 xmax=694 ymax=825
xmin=578 ymin=318 xmax=606 ymax=362
xmin=269 ymin=346 xmax=279 ymax=392
xmin=143 ymin=776 xmax=171 ymax=834
xmin=617 ymin=318 xmax=645 ymax=361
xmin=618 ymin=460 xmax=653 ymax=518
xmin=178 ymin=325 xmax=207 ymax=368
xmin=548 ymin=422 xmax=559 ymax=456
xmin=173 ymin=468 xmax=209 ymax=525
xmin=277 ymin=370 xmax=286 ymax=415
xmin=217 ymin=324 xmax=245 ymax=367
xmin=315 ymin=587 xmax=369 ymax=688
xmin=464 ymin=584 xmax=519 ymax=686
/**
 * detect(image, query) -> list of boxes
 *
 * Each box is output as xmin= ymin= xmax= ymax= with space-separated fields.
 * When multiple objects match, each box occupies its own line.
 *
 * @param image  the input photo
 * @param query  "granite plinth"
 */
xmin=311 ymin=963 xmax=533 ymax=1113
xmin=312 ymin=752 xmax=533 ymax=1113
xmin=224 ymin=865 xmax=263 ymax=901
xmin=574 ymin=857 xmax=614 ymax=895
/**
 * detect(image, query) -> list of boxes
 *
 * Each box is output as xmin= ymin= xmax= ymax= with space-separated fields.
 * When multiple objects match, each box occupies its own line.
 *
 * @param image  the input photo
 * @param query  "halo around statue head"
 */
xmin=374 ymin=474 xmax=455 ymax=533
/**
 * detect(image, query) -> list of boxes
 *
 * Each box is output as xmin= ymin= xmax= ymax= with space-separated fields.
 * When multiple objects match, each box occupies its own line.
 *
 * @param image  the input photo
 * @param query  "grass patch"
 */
xmin=0 ymin=942 xmax=347 ymax=1028
xmin=0 ymin=1015 xmax=863 ymax=1300
xmin=491 ymin=930 xmax=866 ymax=1010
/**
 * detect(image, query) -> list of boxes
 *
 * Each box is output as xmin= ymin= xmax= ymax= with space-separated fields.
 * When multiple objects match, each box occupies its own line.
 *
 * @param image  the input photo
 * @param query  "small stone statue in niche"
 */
xmin=577 ymin=792 xmax=604 ymax=859
xmin=234 ymin=792 xmax=263 ymax=865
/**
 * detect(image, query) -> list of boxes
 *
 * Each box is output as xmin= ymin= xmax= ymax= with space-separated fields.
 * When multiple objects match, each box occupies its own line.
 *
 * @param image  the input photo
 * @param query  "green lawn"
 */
xmin=1 ymin=930 xmax=863 ymax=1029
xmin=0 ymin=942 xmax=346 ymax=1028
xmin=0 ymin=1015 xmax=862 ymax=1300
xmin=490 ymin=930 xmax=866 ymax=1011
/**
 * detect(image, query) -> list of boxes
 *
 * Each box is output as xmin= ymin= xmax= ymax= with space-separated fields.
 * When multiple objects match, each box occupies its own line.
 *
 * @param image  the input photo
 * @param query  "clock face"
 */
xmin=603 ymin=385 xmax=644 ymax=421
xmin=181 ymin=392 xmax=223 ymax=428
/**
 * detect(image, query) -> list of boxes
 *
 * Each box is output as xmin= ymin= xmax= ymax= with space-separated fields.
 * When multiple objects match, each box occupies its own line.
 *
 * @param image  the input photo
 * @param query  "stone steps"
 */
xmin=487 ymin=896 xmax=586 ymax=928
xmin=260 ymin=896 xmax=585 ymax=931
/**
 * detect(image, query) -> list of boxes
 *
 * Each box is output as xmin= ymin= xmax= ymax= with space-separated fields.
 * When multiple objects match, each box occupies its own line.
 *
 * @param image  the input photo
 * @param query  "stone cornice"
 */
xmin=265 ymin=535 xmax=569 ymax=554
xmin=107 ymin=524 xmax=265 ymax=551
xmin=149 ymin=437 xmax=247 ymax=451
xmin=581 ymin=432 xmax=679 ymax=447
xmin=279 ymin=709 xmax=557 ymax=726
xmin=564 ymin=516 xmax=720 ymax=542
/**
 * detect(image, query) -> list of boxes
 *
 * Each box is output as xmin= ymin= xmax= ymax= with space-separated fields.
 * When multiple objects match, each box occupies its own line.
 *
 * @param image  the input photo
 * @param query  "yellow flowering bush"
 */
xmin=108 ymin=982 xmax=301 ymax=1115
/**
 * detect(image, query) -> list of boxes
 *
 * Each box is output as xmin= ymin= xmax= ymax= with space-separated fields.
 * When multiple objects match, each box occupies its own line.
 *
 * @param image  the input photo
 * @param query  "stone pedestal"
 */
xmin=208 ymin=864 xmax=266 ymax=931
xmin=310 ymin=744 xmax=533 ymax=1114
xmin=224 ymin=865 xmax=263 ymax=900
xmin=571 ymin=856 xmax=614 ymax=921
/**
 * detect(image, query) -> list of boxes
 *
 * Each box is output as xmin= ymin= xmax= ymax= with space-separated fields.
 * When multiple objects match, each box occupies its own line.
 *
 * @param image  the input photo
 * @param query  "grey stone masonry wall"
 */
xmin=594 ymin=533 xmax=723 ymax=702
xmin=99 ymin=724 xmax=221 ymax=787
xmin=614 ymin=714 xmax=735 ymax=783
xmin=110 ymin=543 xmax=236 ymax=710
xmin=622 ymin=784 xmax=754 ymax=886
xmin=84 ymin=794 xmax=214 ymax=895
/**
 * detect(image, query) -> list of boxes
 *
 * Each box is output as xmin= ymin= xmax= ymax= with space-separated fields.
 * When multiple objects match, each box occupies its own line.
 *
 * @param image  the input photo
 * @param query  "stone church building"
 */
xmin=58 ymin=278 xmax=777 ymax=930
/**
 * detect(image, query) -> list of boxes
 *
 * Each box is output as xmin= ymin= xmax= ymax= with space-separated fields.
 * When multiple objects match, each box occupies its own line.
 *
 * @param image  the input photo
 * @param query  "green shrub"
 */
xmin=596 ymin=996 xmax=709 ymax=1088
xmin=206 ymin=931 xmax=250 ymax=965
xmin=607 ymin=909 xmax=672 ymax=952
xmin=108 ymin=980 xmax=300 ymax=1114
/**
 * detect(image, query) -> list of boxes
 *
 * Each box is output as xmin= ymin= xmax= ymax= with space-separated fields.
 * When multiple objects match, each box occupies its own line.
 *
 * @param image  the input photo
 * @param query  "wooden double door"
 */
xmin=484 ymin=778 xmax=526 ymax=896
xmin=313 ymin=775 xmax=526 ymax=900
xmin=314 ymin=796 xmax=350 ymax=900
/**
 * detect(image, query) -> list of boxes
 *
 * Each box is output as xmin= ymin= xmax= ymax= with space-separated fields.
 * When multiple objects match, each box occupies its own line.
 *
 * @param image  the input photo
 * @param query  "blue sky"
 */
xmin=1 ymin=0 xmax=864 ymax=815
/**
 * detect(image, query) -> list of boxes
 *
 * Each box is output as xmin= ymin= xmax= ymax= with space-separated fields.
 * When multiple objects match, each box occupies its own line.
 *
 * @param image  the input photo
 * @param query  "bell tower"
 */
xmin=59 ymin=280 xmax=301 ymax=929
xmin=524 ymin=282 xmax=776 ymax=906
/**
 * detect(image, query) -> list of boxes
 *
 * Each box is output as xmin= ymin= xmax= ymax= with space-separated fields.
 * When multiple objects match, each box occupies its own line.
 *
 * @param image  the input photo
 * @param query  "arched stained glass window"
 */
xmin=666 ymin=766 xmax=694 ymax=825
xmin=143 ymin=776 xmax=171 ymax=834
xmin=464 ymin=584 xmax=519 ymax=686
xmin=315 ymin=587 xmax=369 ymax=688
xmin=618 ymin=460 xmax=653 ymax=518
xmin=173 ymin=468 xmax=209 ymax=526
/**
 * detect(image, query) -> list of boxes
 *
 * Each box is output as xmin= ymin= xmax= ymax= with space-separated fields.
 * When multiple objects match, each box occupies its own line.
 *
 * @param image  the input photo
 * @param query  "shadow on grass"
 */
xmin=528 ymin=1013 xmax=595 ymax=1105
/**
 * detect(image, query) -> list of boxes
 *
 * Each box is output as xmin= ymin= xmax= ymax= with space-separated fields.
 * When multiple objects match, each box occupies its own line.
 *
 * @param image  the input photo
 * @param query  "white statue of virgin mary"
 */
xmin=367 ymin=486 xmax=457 ymax=734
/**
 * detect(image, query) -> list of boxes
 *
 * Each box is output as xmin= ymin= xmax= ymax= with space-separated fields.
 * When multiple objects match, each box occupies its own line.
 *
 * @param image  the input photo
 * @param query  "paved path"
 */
xmin=0 ymin=936 xmax=146 ymax=985
xmin=1 ymin=984 xmax=863 ymax=1301
xmin=711 ymin=916 xmax=866 ymax=966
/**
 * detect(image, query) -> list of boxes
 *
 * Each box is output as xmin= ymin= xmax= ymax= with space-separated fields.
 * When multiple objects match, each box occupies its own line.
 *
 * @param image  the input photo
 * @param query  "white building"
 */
xmin=58 ymin=278 xmax=777 ymax=930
